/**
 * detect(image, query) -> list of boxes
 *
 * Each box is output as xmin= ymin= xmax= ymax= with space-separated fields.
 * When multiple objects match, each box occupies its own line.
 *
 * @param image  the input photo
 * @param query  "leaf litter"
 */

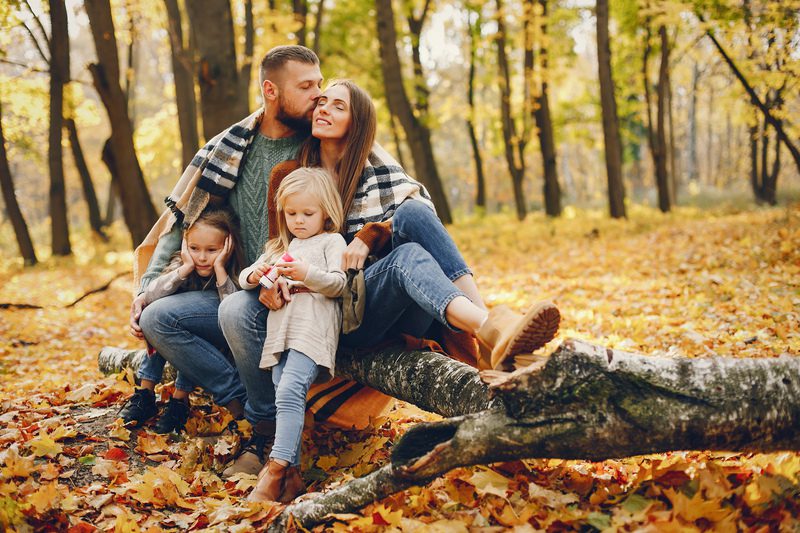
xmin=1 ymin=204 xmax=799 ymax=530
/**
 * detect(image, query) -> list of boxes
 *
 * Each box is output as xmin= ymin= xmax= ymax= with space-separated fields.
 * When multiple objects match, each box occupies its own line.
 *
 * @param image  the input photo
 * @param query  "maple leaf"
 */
xmin=316 ymin=455 xmax=338 ymax=471
xmin=49 ymin=424 xmax=78 ymax=441
xmin=663 ymin=487 xmax=732 ymax=523
xmin=136 ymin=433 xmax=169 ymax=455
xmin=28 ymin=433 xmax=63 ymax=458
xmin=108 ymin=419 xmax=132 ymax=442
xmin=1 ymin=445 xmax=35 ymax=478
xmin=104 ymin=447 xmax=128 ymax=461
xmin=26 ymin=481 xmax=61 ymax=514
xmin=468 ymin=467 xmax=511 ymax=498
xmin=370 ymin=503 xmax=402 ymax=527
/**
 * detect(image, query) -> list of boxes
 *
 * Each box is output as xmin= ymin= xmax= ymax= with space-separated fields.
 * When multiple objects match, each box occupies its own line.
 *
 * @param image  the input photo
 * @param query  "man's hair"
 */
xmin=259 ymin=45 xmax=319 ymax=86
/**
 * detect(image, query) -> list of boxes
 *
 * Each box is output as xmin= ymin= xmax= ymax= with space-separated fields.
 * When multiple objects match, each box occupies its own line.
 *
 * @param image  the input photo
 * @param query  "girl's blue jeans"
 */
xmin=269 ymin=349 xmax=319 ymax=466
xmin=136 ymin=351 xmax=194 ymax=393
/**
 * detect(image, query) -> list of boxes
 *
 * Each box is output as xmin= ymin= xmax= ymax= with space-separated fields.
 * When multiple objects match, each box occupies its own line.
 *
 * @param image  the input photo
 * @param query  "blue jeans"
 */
xmin=270 ymin=350 xmax=319 ymax=465
xmin=218 ymin=289 xmax=276 ymax=425
xmin=136 ymin=351 xmax=194 ymax=393
xmin=342 ymin=200 xmax=471 ymax=347
xmin=138 ymin=290 xmax=247 ymax=408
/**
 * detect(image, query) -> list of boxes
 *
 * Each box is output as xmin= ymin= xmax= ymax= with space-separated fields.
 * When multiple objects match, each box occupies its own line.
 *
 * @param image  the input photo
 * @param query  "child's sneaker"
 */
xmin=119 ymin=387 xmax=158 ymax=426
xmin=154 ymin=398 xmax=191 ymax=434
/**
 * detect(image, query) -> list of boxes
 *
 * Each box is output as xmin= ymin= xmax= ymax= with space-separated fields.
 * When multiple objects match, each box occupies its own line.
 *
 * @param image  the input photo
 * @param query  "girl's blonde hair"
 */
xmin=264 ymin=167 xmax=344 ymax=260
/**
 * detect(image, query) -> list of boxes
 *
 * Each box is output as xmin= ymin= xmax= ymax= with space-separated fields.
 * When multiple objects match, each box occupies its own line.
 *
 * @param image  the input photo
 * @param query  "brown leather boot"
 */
xmin=223 ymin=420 xmax=276 ymax=478
xmin=247 ymin=459 xmax=287 ymax=502
xmin=278 ymin=465 xmax=306 ymax=503
xmin=476 ymin=302 xmax=560 ymax=369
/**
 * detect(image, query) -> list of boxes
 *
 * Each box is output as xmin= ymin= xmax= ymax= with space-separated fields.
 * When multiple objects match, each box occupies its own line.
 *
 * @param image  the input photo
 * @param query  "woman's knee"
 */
xmin=393 ymin=200 xmax=437 ymax=232
xmin=218 ymin=290 xmax=254 ymax=334
xmin=139 ymin=298 xmax=176 ymax=337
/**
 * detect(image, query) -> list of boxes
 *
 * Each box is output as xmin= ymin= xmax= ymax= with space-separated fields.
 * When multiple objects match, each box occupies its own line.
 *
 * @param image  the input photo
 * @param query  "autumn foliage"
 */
xmin=1 ymin=204 xmax=799 ymax=530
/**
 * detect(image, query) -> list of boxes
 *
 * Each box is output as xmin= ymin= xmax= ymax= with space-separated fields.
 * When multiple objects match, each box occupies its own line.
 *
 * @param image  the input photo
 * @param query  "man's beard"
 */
xmin=276 ymin=96 xmax=312 ymax=135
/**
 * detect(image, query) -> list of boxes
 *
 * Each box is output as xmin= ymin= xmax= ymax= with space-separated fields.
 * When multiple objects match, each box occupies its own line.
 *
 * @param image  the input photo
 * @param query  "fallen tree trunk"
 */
xmin=271 ymin=339 xmax=799 ymax=530
xmin=98 ymin=339 xmax=800 ymax=530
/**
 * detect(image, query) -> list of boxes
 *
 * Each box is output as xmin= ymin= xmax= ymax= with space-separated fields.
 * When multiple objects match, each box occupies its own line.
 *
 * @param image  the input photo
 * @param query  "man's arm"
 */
xmin=138 ymin=224 xmax=182 ymax=295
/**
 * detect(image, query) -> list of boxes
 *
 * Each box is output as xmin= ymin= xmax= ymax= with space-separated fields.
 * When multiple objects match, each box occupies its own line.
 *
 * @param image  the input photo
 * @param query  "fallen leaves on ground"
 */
xmin=1 ymin=204 xmax=799 ymax=530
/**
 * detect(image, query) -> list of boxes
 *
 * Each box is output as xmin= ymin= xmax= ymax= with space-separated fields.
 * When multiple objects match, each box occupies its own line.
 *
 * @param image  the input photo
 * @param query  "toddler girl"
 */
xmin=123 ymin=206 xmax=244 ymax=433
xmin=239 ymin=167 xmax=346 ymax=503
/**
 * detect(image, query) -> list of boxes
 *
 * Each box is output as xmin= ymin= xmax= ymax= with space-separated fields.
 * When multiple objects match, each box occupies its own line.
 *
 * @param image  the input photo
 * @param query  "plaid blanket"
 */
xmin=165 ymin=110 xmax=434 ymax=237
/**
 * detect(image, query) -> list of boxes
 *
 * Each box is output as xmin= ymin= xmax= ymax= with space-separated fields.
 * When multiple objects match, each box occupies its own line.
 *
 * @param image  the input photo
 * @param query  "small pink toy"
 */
xmin=259 ymin=253 xmax=294 ymax=289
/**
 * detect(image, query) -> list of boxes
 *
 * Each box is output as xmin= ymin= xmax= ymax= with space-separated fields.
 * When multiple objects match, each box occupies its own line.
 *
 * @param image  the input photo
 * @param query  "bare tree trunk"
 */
xmin=666 ymin=58 xmax=677 ymax=205
xmin=654 ymin=25 xmax=671 ymax=212
xmin=687 ymin=62 xmax=699 ymax=183
xmin=466 ymin=4 xmax=486 ymax=210
xmin=85 ymin=0 xmax=157 ymax=247
xmin=293 ymin=0 xmax=308 ymax=47
xmin=749 ymin=119 xmax=760 ymax=200
xmin=240 ymin=0 xmax=254 ymax=109
xmin=406 ymin=0 xmax=432 ymax=115
xmin=495 ymin=0 xmax=527 ymax=220
xmin=65 ymin=118 xmax=106 ymax=239
xmin=272 ymin=339 xmax=800 ymax=530
xmin=164 ymin=0 xmax=200 ymax=168
xmin=0 ymin=101 xmax=38 ymax=266
xmin=49 ymin=0 xmax=71 ymax=255
xmin=389 ymin=112 xmax=408 ymax=170
xmin=375 ymin=0 xmax=452 ymax=223
xmin=596 ymin=0 xmax=625 ymax=218
xmin=312 ymin=0 xmax=325 ymax=54
xmin=185 ymin=0 xmax=249 ymax=140
xmin=764 ymin=124 xmax=780 ymax=205
xmin=534 ymin=0 xmax=560 ymax=217
xmin=101 ymin=139 xmax=118 ymax=225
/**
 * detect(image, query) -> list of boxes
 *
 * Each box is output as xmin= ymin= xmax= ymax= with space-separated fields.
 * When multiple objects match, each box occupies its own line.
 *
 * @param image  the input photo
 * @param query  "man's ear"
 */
xmin=262 ymin=79 xmax=279 ymax=102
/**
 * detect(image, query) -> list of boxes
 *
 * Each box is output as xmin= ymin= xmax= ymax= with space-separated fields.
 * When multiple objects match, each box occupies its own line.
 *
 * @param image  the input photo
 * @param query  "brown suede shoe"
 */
xmin=476 ymin=302 xmax=560 ymax=369
xmin=247 ymin=460 xmax=307 ymax=503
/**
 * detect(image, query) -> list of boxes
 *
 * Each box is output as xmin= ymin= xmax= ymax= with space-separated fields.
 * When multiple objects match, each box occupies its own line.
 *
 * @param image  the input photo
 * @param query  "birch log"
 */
xmin=98 ymin=339 xmax=800 ymax=531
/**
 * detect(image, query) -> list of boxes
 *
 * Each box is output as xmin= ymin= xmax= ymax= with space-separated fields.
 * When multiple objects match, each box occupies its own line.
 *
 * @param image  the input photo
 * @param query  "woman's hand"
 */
xmin=214 ymin=235 xmax=233 ymax=280
xmin=177 ymin=239 xmax=195 ymax=278
xmin=341 ymin=237 xmax=369 ymax=270
xmin=129 ymin=294 xmax=147 ymax=339
xmin=276 ymin=259 xmax=309 ymax=281
xmin=258 ymin=276 xmax=292 ymax=310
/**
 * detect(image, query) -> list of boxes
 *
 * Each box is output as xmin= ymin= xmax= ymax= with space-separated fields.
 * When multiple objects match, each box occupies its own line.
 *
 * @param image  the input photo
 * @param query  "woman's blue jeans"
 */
xmin=269 ymin=350 xmax=319 ymax=466
xmin=138 ymin=290 xmax=247 ymax=408
xmin=341 ymin=199 xmax=471 ymax=347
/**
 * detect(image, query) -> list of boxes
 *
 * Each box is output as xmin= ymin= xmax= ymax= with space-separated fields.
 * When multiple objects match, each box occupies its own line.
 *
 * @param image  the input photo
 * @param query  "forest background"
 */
xmin=0 ymin=0 xmax=799 ymax=530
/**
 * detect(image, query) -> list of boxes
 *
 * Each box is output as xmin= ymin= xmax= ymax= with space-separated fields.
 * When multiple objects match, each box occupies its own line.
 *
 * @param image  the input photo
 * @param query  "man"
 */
xmin=127 ymin=46 xmax=323 ymax=449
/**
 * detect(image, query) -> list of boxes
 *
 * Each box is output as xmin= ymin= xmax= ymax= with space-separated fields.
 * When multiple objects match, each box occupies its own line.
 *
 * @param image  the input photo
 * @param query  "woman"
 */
xmin=276 ymin=79 xmax=560 ymax=370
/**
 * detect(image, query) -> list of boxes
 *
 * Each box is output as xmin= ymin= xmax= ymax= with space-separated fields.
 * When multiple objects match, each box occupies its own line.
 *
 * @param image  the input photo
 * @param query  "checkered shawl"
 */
xmin=164 ymin=108 xmax=435 ymax=240
xmin=344 ymin=143 xmax=435 ymax=240
xmin=165 ymin=108 xmax=263 ymax=229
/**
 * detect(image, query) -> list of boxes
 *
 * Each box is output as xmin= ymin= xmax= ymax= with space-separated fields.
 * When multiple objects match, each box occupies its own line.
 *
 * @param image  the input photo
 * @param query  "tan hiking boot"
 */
xmin=222 ymin=420 xmax=276 ymax=477
xmin=476 ymin=302 xmax=560 ymax=369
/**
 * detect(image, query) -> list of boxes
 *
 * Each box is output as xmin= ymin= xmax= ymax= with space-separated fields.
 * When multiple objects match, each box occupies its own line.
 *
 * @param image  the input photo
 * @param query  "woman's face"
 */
xmin=312 ymin=84 xmax=352 ymax=141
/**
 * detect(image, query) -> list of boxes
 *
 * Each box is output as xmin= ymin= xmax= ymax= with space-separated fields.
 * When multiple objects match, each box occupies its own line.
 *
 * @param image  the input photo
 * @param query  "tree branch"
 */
xmin=19 ymin=21 xmax=50 ymax=65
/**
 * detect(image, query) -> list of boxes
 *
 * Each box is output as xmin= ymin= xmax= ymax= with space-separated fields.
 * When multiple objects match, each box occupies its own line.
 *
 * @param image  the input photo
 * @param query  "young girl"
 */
xmin=122 ymin=206 xmax=245 ymax=434
xmin=239 ymin=167 xmax=347 ymax=503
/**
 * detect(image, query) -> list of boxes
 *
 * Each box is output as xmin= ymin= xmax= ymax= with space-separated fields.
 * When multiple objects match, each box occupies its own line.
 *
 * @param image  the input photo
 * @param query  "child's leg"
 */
xmin=270 ymin=349 xmax=319 ymax=466
xmin=137 ymin=352 xmax=167 ymax=390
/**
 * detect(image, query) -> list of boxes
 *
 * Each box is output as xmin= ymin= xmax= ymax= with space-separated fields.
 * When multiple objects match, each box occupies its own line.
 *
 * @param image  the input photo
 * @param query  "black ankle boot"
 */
xmin=154 ymin=398 xmax=190 ymax=434
xmin=119 ymin=387 xmax=158 ymax=426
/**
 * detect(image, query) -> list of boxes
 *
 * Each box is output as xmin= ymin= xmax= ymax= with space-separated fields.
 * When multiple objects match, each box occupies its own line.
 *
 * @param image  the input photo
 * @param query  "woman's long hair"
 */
xmin=263 ymin=167 xmax=344 ymax=260
xmin=297 ymin=79 xmax=377 ymax=223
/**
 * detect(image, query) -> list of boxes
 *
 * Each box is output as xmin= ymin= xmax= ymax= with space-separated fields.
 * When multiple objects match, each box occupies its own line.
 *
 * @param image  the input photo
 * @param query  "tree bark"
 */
xmin=85 ymin=0 xmax=157 ymax=247
xmin=270 ymin=339 xmax=800 ymax=530
xmin=164 ymin=0 xmax=200 ymax=168
xmin=596 ymin=0 xmax=625 ymax=218
xmin=495 ymin=0 xmax=527 ymax=220
xmin=241 ymin=0 xmax=254 ymax=110
xmin=293 ymin=0 xmax=308 ymax=47
xmin=65 ymin=118 xmax=106 ymax=239
xmin=0 ymin=101 xmax=38 ymax=266
xmin=49 ymin=0 xmax=71 ymax=256
xmin=185 ymin=0 xmax=249 ymax=140
xmin=375 ymin=0 xmax=452 ymax=224
xmin=406 ymin=0 xmax=432 ymax=116
xmin=312 ymin=0 xmax=325 ymax=54
xmin=466 ymin=4 xmax=486 ymax=210
xmin=654 ymin=25 xmax=671 ymax=212
xmin=534 ymin=0 xmax=560 ymax=218
xmin=101 ymin=139 xmax=119 ymax=225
